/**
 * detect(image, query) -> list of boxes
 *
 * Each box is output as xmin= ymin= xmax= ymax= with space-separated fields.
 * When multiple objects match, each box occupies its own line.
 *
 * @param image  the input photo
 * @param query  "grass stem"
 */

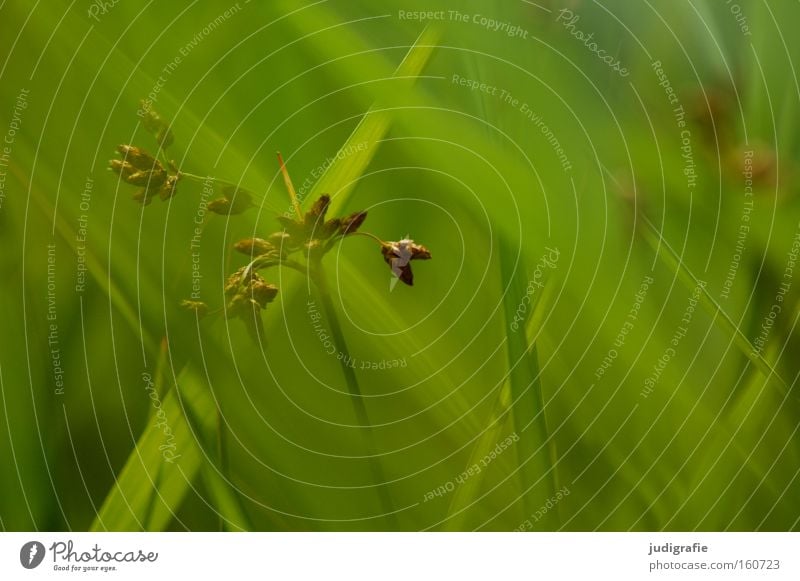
xmin=179 ymin=171 xmax=241 ymax=190
xmin=310 ymin=261 xmax=398 ymax=528
xmin=638 ymin=213 xmax=788 ymax=394
xmin=216 ymin=405 xmax=228 ymax=531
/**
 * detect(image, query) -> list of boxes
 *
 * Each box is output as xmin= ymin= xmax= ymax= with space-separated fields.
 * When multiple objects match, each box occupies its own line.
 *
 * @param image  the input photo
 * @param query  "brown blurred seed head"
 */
xmin=116 ymin=145 xmax=161 ymax=171
xmin=339 ymin=211 xmax=367 ymax=236
xmin=124 ymin=169 xmax=167 ymax=188
xmin=159 ymin=175 xmax=179 ymax=201
xmin=303 ymin=239 xmax=324 ymax=259
xmin=208 ymin=198 xmax=233 ymax=215
xmin=109 ymin=159 xmax=136 ymax=179
xmin=224 ymin=267 xmax=278 ymax=318
xmin=249 ymin=280 xmax=279 ymax=309
xmin=180 ymin=300 xmax=209 ymax=318
xmin=234 ymin=238 xmax=275 ymax=256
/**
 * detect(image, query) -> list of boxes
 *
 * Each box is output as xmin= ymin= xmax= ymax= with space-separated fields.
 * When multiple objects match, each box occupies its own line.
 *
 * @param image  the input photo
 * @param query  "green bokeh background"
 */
xmin=1 ymin=0 xmax=799 ymax=531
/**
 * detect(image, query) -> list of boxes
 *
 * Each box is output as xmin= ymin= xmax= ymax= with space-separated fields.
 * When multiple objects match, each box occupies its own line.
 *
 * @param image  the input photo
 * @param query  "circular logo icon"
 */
xmin=20 ymin=541 xmax=45 ymax=569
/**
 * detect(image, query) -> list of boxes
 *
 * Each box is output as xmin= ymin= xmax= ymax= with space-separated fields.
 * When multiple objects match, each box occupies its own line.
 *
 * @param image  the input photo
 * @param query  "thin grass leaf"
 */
xmin=309 ymin=25 xmax=440 ymax=216
xmin=12 ymin=162 xmax=156 ymax=347
xmin=440 ymin=390 xmax=512 ymax=531
xmin=637 ymin=213 xmax=789 ymax=394
xmin=176 ymin=366 xmax=253 ymax=532
xmin=441 ymin=277 xmax=557 ymax=530
xmin=90 ymin=365 xmax=203 ymax=531
xmin=499 ymin=238 xmax=560 ymax=528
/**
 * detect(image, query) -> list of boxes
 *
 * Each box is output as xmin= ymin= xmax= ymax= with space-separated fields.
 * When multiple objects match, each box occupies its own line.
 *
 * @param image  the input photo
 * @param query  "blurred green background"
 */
xmin=1 ymin=0 xmax=799 ymax=531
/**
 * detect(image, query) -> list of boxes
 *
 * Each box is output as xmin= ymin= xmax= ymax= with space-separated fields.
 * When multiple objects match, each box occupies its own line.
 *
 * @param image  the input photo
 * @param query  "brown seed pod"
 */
xmin=339 ymin=211 xmax=367 ymax=236
xmin=109 ymin=159 xmax=136 ymax=179
xmin=158 ymin=175 xmax=179 ymax=201
xmin=234 ymin=237 xmax=275 ymax=256
xmin=116 ymin=145 xmax=161 ymax=172
xmin=124 ymin=169 xmax=167 ymax=188
xmin=249 ymin=280 xmax=279 ymax=309
xmin=208 ymin=198 xmax=233 ymax=215
xmin=180 ymin=300 xmax=209 ymax=318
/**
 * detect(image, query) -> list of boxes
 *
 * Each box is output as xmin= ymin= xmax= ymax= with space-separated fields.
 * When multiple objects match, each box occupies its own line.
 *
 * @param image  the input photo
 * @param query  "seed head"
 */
xmin=339 ymin=211 xmax=368 ymax=236
xmin=234 ymin=237 xmax=275 ymax=257
xmin=181 ymin=300 xmax=209 ymax=318
xmin=224 ymin=267 xmax=278 ymax=317
xmin=116 ymin=145 xmax=160 ymax=171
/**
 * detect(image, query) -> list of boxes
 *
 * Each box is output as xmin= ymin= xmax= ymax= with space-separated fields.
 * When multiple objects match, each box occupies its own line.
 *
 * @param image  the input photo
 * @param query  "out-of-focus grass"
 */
xmin=1 ymin=0 xmax=800 ymax=531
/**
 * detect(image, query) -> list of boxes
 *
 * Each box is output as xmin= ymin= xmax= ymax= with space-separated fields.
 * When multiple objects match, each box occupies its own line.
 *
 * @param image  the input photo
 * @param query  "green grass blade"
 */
xmin=176 ymin=366 xmax=253 ymax=532
xmin=309 ymin=25 xmax=440 ymax=216
xmin=440 ymin=380 xmax=511 ymax=531
xmin=91 ymin=362 xmax=254 ymax=531
xmin=442 ymin=275 xmax=557 ymax=530
xmin=90 ymin=365 xmax=202 ymax=531
xmin=499 ymin=238 xmax=560 ymax=528
xmin=13 ymin=162 xmax=155 ymax=347
xmin=637 ymin=213 xmax=789 ymax=394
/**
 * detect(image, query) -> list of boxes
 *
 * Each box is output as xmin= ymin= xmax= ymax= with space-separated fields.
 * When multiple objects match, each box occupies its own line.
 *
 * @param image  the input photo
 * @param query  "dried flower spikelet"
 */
xmin=208 ymin=187 xmax=253 ymax=215
xmin=338 ymin=211 xmax=367 ymax=236
xmin=109 ymin=159 xmax=136 ymax=180
xmin=224 ymin=270 xmax=278 ymax=328
xmin=304 ymin=195 xmax=341 ymax=239
xmin=277 ymin=194 xmax=367 ymax=253
xmin=275 ymin=215 xmax=305 ymax=240
xmin=234 ymin=238 xmax=275 ymax=256
xmin=249 ymin=280 xmax=279 ymax=309
xmin=222 ymin=186 xmax=253 ymax=205
xmin=268 ymin=231 xmax=291 ymax=245
xmin=124 ymin=169 xmax=167 ymax=188
xmin=268 ymin=231 xmax=293 ymax=254
xmin=132 ymin=188 xmax=155 ymax=205
xmin=381 ymin=238 xmax=432 ymax=286
xmin=319 ymin=217 xmax=341 ymax=239
xmin=208 ymin=198 xmax=248 ymax=215
xmin=207 ymin=198 xmax=230 ymax=214
xmin=116 ymin=145 xmax=160 ymax=171
xmin=110 ymin=145 xmax=173 ymax=202
xmin=159 ymin=175 xmax=179 ymax=201
xmin=305 ymin=194 xmax=330 ymax=222
xmin=303 ymin=239 xmax=323 ymax=259
xmin=180 ymin=300 xmax=209 ymax=318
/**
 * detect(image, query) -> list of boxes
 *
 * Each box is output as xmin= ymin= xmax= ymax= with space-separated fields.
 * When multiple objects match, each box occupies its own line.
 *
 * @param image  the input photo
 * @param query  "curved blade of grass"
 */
xmin=91 ymin=362 xmax=252 ymax=531
xmin=176 ymin=365 xmax=253 ymax=532
xmin=637 ymin=212 xmax=788 ymax=394
xmin=498 ymin=238 xmax=560 ymax=528
xmin=440 ymin=386 xmax=512 ymax=531
xmin=90 ymin=364 xmax=202 ymax=531
xmin=309 ymin=25 xmax=440 ymax=216
xmin=442 ymin=277 xmax=556 ymax=530
xmin=12 ymin=160 xmax=155 ymax=348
